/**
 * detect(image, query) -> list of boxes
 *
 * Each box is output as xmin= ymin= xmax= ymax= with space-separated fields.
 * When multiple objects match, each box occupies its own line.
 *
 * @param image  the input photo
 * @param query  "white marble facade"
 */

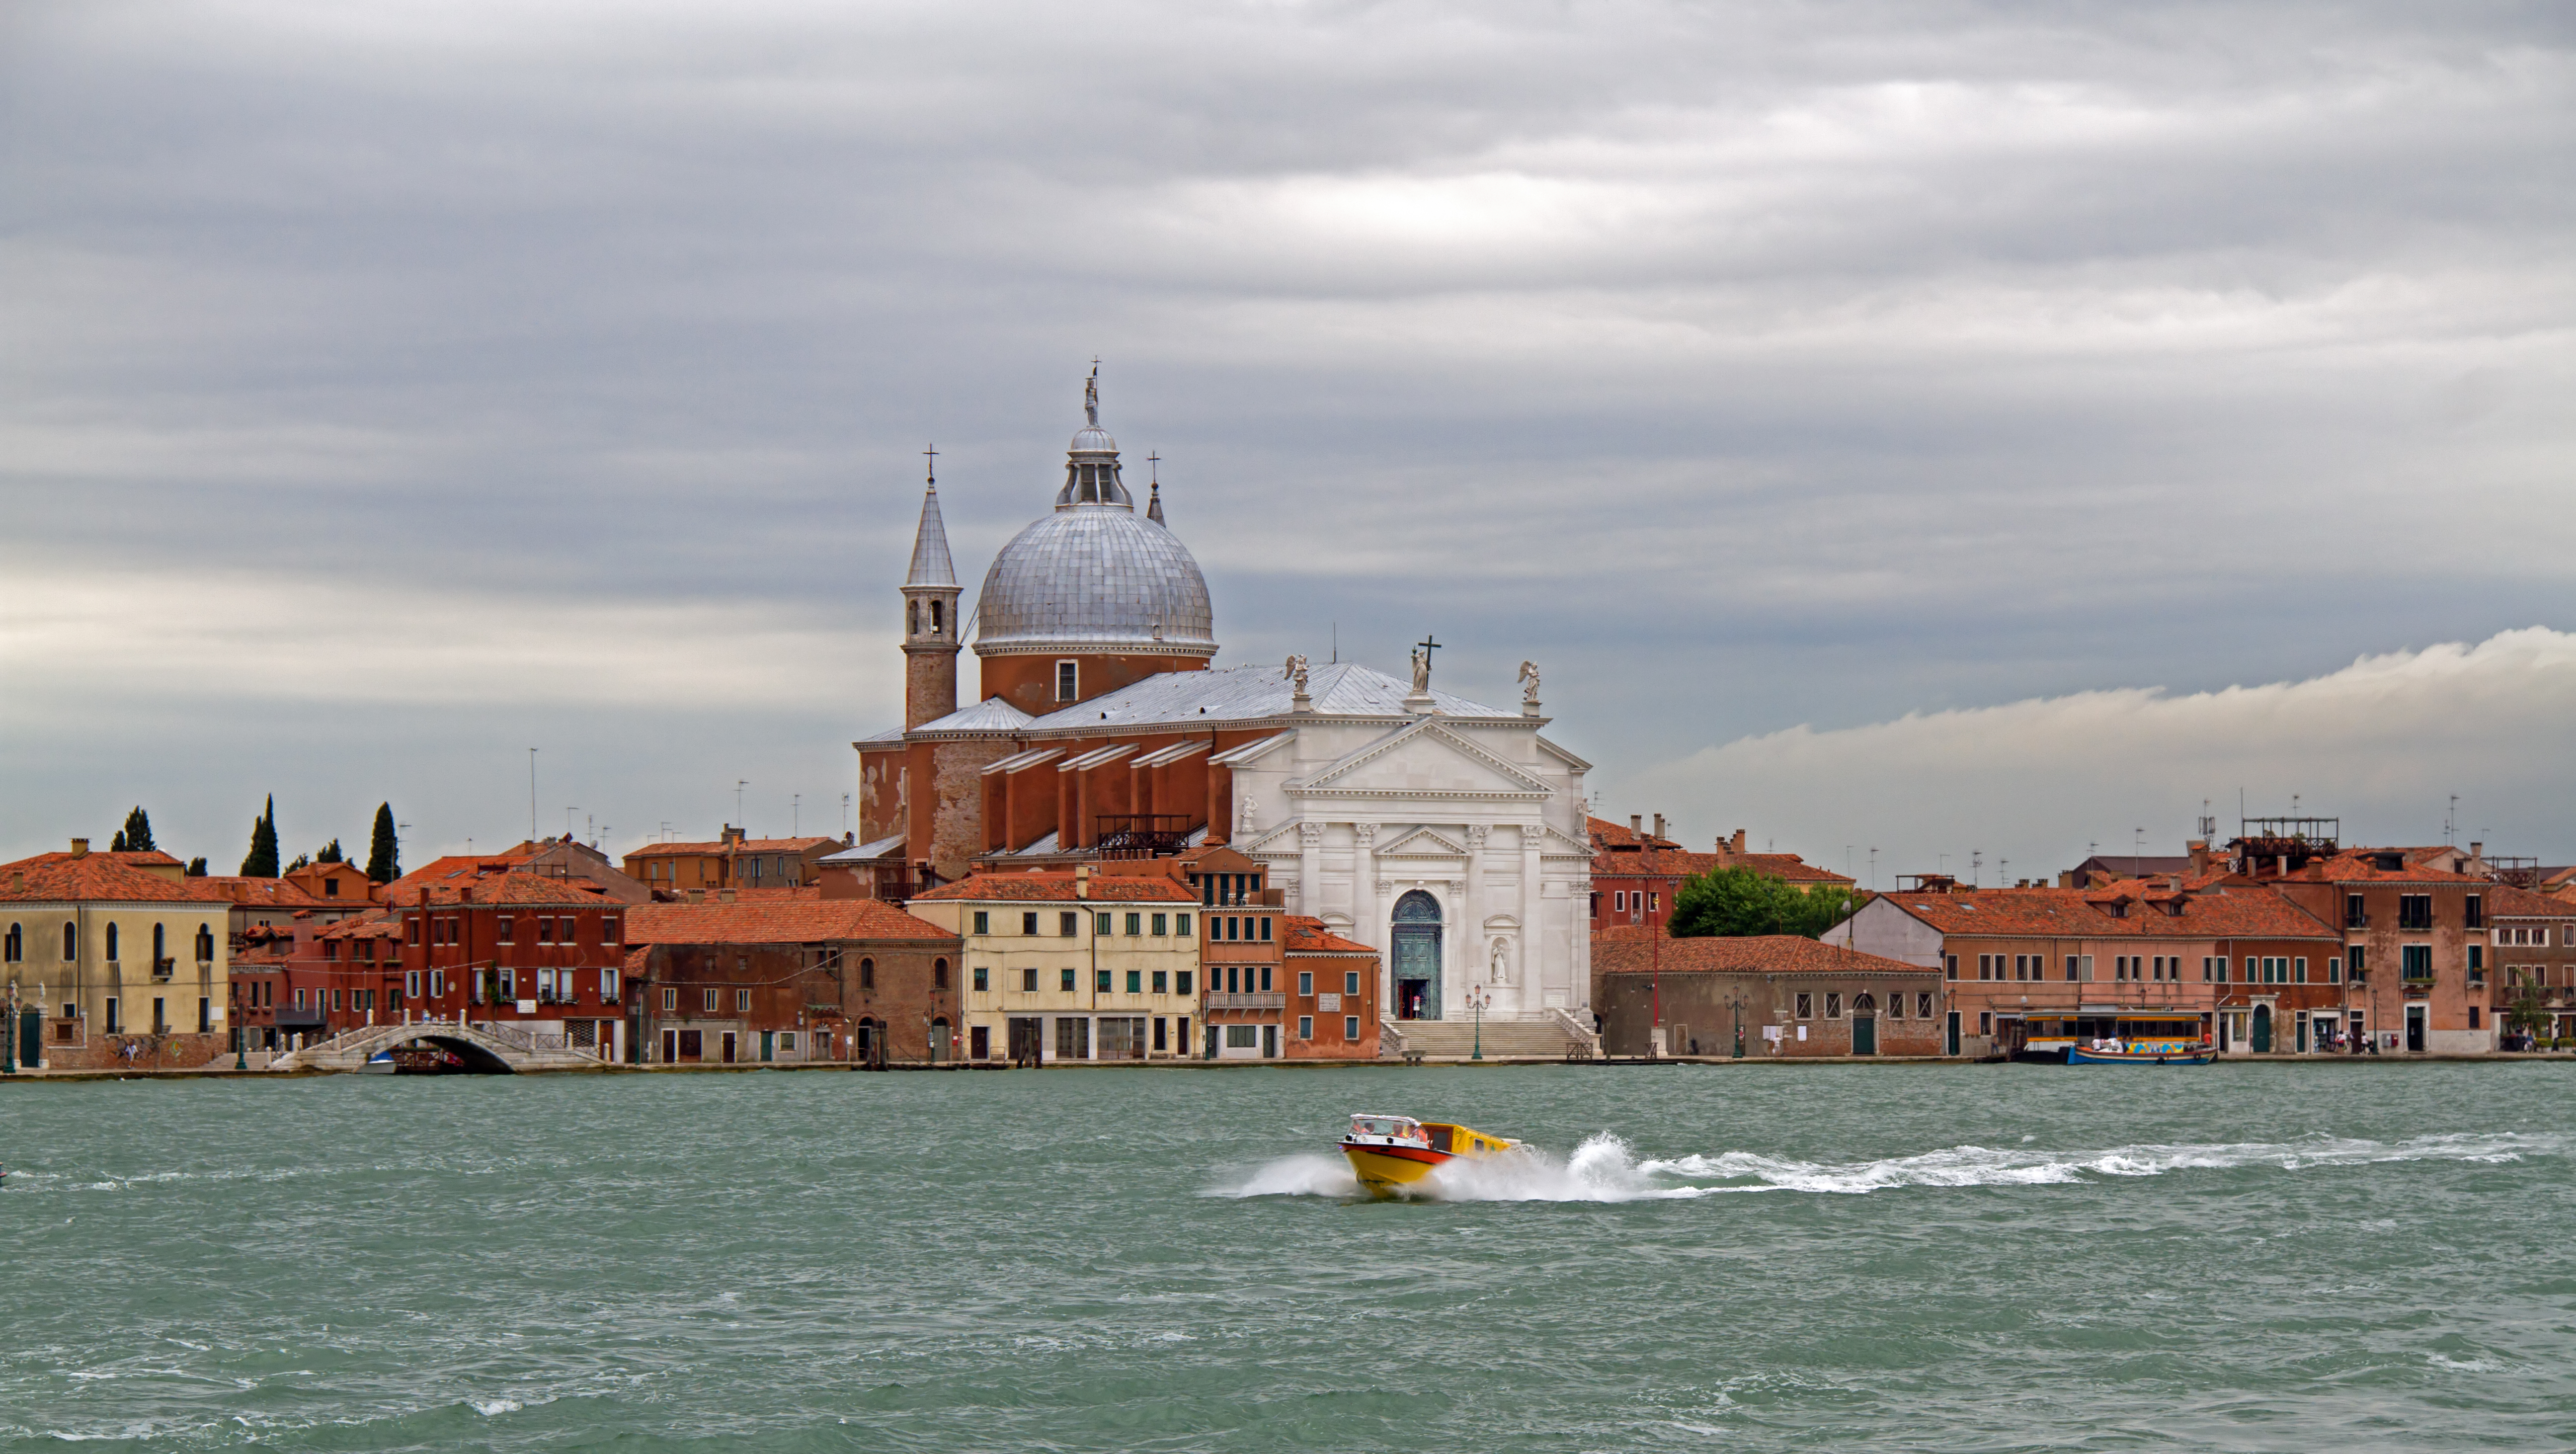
xmin=1222 ymin=704 xmax=1594 ymax=1023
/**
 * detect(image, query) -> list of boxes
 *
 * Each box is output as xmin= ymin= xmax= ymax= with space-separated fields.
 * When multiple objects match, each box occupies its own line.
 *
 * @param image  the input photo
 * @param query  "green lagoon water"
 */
xmin=4 ymin=1061 xmax=2573 ymax=1451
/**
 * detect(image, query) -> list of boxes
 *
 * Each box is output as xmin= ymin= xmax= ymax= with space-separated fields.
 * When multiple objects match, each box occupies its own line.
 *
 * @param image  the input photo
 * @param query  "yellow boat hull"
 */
xmin=1343 ymin=1144 xmax=1450 ymax=1196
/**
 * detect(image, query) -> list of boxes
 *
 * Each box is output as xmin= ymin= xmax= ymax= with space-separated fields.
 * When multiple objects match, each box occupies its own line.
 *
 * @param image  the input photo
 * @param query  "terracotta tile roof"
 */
xmin=109 ymin=850 xmax=185 ymax=868
xmin=624 ymin=836 xmax=841 ymax=857
xmin=383 ymin=854 xmax=537 ymax=896
xmin=316 ymin=909 xmax=401 ymax=940
xmin=1586 ymin=816 xmax=1681 ymax=850
xmin=911 ymin=871 xmax=1199 ymax=904
xmin=1729 ymin=853 xmax=1853 ymax=885
xmin=729 ymin=886 xmax=824 ymax=901
xmin=2301 ymin=850 xmax=2493 ymax=886
xmin=1597 ymin=934 xmax=1927 ymax=976
xmin=1875 ymin=886 xmax=2333 ymax=940
xmin=0 ymin=851 xmax=237 ymax=904
xmin=396 ymin=875 xmax=618 ymax=908
xmin=2484 ymin=884 xmax=2576 ymax=919
xmin=625 ymin=899 xmax=953 ymax=944
xmin=198 ymin=876 xmax=338 ymax=909
xmin=1283 ymin=915 xmax=1374 ymax=955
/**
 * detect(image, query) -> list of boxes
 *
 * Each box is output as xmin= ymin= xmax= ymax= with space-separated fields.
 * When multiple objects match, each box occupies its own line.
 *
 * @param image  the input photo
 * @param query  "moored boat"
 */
xmin=2012 ymin=1012 xmax=2213 ymax=1064
xmin=2068 ymin=1041 xmax=2214 ymax=1065
xmin=1340 ymin=1113 xmax=1518 ymax=1197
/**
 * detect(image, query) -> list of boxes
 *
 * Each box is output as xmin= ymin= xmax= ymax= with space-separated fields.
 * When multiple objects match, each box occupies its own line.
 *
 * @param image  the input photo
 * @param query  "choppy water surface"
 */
xmin=5 ymin=1062 xmax=2573 ymax=1451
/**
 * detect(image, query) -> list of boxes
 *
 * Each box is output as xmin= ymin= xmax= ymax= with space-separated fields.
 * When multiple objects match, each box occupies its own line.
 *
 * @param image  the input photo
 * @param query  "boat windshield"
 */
xmin=1350 ymin=1115 xmax=1423 ymax=1140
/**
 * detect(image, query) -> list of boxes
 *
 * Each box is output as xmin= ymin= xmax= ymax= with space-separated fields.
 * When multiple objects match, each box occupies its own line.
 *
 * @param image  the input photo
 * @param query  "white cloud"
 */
xmin=1634 ymin=627 xmax=2576 ymax=877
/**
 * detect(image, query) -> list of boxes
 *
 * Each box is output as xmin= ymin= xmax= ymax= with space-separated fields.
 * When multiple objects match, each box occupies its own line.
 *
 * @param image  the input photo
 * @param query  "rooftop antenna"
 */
xmin=565 ymin=806 xmax=577 ymax=840
xmin=841 ymin=794 xmax=851 ymax=835
xmin=736 ymin=780 xmax=748 ymax=827
xmin=1867 ymin=847 xmax=1877 ymax=890
xmin=1970 ymin=849 xmax=1982 ymax=887
xmin=2134 ymin=826 xmax=2145 ymax=858
xmin=2447 ymin=794 xmax=2459 ymax=845
xmin=793 ymin=793 xmax=801 ymax=836
xmin=528 ymin=748 xmax=539 ymax=844
xmin=2000 ymin=857 xmax=2010 ymax=885
xmin=1331 ymin=622 xmax=1337 ymax=664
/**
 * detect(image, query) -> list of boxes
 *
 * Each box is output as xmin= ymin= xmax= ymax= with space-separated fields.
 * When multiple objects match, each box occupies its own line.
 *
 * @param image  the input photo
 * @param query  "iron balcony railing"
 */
xmin=1094 ymin=815 xmax=1195 ymax=859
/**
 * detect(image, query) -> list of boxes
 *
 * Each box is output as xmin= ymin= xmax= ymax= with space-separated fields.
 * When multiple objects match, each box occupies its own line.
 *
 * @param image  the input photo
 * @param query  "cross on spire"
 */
xmin=923 ymin=442 xmax=938 ymax=487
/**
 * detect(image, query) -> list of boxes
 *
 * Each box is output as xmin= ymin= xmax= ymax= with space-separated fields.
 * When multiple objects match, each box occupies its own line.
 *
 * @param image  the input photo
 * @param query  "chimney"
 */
xmin=687 ymin=888 xmax=706 ymax=905
xmin=1731 ymin=829 xmax=1748 ymax=854
xmin=1630 ymin=814 xmax=1643 ymax=840
xmin=69 ymin=837 xmax=89 ymax=859
xmin=718 ymin=888 xmax=736 ymax=904
xmin=2187 ymin=838 xmax=2211 ymax=875
xmin=1075 ymin=863 xmax=1092 ymax=899
xmin=1652 ymin=813 xmax=1667 ymax=843
xmin=2469 ymin=841 xmax=2483 ymax=859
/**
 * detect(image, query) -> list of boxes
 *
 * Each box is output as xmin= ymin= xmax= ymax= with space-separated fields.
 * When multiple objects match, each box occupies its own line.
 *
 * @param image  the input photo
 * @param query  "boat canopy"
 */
xmin=1350 ymin=1114 xmax=1421 ymax=1137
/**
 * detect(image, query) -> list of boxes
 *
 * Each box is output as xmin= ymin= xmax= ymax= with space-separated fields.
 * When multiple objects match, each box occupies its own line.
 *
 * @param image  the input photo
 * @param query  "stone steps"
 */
xmin=1384 ymin=1018 xmax=1587 ymax=1058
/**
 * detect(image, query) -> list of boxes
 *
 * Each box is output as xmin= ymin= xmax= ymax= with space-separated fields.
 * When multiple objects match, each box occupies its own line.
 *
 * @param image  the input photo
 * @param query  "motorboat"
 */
xmin=2068 ymin=1041 xmax=2215 ymax=1065
xmin=1340 ymin=1113 xmax=1518 ymax=1197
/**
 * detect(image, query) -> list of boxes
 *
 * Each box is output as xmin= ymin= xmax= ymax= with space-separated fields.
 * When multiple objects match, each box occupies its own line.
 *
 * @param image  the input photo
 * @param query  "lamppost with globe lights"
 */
xmin=1465 ymin=984 xmax=1491 ymax=1060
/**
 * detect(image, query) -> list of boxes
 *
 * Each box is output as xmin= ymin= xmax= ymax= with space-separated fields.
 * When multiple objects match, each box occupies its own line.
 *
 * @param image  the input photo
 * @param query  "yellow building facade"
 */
xmin=3 ymin=842 xmax=234 ymax=1068
xmin=908 ymin=867 xmax=1201 ymax=1063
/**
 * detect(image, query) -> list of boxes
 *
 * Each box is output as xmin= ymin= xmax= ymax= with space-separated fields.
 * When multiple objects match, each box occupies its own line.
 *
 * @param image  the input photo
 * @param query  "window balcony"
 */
xmin=1207 ymin=991 xmax=1284 ymax=1010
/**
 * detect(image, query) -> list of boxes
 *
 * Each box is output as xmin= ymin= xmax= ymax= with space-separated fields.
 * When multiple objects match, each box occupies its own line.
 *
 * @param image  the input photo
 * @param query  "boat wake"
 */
xmin=1210 ymin=1130 xmax=2564 ymax=1203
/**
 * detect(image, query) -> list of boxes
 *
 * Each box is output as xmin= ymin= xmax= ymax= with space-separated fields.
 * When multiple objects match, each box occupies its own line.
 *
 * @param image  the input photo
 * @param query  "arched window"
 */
xmin=933 ymin=957 xmax=950 ymax=990
xmin=153 ymin=923 xmax=166 ymax=965
xmin=3 ymin=923 xmax=18 ymax=963
xmin=909 ymin=600 xmax=921 ymax=635
xmin=1852 ymin=993 xmax=1876 ymax=1014
xmin=858 ymin=957 xmax=875 ymax=991
xmin=63 ymin=923 xmax=77 ymax=961
xmin=106 ymin=922 xmax=119 ymax=963
xmin=929 ymin=600 xmax=943 ymax=632
xmin=196 ymin=924 xmax=214 ymax=963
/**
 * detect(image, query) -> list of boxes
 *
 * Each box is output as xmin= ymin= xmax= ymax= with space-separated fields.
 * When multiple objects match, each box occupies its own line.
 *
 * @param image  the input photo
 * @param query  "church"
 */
xmin=850 ymin=375 xmax=1594 ymax=1030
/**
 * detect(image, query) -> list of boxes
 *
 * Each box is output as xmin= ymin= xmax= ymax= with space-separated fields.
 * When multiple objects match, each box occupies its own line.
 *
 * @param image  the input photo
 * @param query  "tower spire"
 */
xmin=906 ymin=449 xmax=957 ymax=588
xmin=1145 ymin=451 xmax=1165 ymax=526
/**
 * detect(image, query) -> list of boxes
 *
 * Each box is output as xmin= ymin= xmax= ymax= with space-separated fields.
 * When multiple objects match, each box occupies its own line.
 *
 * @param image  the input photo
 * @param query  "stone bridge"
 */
xmin=269 ymin=1018 xmax=616 ymax=1074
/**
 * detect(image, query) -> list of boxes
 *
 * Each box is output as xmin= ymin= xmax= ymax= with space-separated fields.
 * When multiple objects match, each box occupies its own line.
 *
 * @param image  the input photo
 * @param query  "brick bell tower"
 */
xmin=900 ymin=453 xmax=963 ymax=730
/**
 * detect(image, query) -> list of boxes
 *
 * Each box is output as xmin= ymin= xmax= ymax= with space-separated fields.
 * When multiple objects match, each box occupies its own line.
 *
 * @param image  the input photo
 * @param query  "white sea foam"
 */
xmin=468 ymin=1397 xmax=521 ymax=1416
xmin=1214 ymin=1131 xmax=2564 ymax=1203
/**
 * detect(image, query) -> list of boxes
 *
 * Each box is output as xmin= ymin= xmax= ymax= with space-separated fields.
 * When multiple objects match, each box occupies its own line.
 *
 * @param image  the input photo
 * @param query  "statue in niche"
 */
xmin=1518 ymin=659 xmax=1541 ymax=704
xmin=1284 ymin=654 xmax=1309 ymax=694
xmin=1489 ymin=936 xmax=1513 ymax=985
xmin=1409 ymin=645 xmax=1432 ymax=695
xmin=1239 ymin=795 xmax=1258 ymax=837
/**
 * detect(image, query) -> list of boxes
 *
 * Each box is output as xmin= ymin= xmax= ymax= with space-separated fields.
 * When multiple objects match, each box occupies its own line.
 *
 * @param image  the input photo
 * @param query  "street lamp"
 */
xmin=1466 ymin=984 xmax=1491 ymax=1061
xmin=1729 ymin=992 xmax=1747 ymax=1059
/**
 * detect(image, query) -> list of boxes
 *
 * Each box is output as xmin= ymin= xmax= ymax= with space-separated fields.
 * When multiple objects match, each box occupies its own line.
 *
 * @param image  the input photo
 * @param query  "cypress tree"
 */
xmin=316 ymin=839 xmax=343 ymax=864
xmin=185 ymin=857 xmax=208 ymax=877
xmin=240 ymin=796 xmax=280 ymax=878
xmin=121 ymin=807 xmax=156 ymax=853
xmin=110 ymin=829 xmax=128 ymax=852
xmin=365 ymin=803 xmax=399 ymax=884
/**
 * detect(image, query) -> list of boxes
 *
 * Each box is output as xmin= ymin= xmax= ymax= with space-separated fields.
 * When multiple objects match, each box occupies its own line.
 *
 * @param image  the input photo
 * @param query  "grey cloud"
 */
xmin=2 ymin=0 xmax=2570 ymax=864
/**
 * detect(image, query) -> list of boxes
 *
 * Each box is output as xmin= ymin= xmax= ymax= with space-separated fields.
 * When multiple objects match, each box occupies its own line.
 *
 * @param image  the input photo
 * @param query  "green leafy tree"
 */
xmin=1670 ymin=866 xmax=1861 ymax=940
xmin=119 ymin=807 xmax=156 ymax=853
xmin=185 ymin=857 xmax=208 ymax=877
xmin=365 ymin=803 xmax=400 ymax=884
xmin=110 ymin=829 xmax=127 ymax=852
xmin=240 ymin=796 xmax=280 ymax=878
xmin=285 ymin=852 xmax=312 ymax=873
xmin=315 ymin=839 xmax=343 ymax=864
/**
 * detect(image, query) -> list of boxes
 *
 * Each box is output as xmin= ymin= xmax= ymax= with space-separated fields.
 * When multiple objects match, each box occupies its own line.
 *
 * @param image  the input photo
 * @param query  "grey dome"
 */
xmin=975 ymin=505 xmax=1216 ymax=657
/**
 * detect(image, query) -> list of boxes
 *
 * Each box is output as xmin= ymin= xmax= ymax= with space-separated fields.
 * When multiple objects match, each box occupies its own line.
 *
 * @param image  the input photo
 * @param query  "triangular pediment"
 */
xmin=1290 ymin=719 xmax=1553 ymax=801
xmin=1378 ymin=827 xmax=1468 ymax=859
xmin=1539 ymin=825 xmax=1595 ymax=860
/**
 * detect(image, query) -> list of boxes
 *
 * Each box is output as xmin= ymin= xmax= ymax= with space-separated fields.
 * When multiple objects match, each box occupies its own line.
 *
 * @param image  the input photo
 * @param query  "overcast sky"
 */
xmin=3 ymin=0 xmax=2570 ymax=879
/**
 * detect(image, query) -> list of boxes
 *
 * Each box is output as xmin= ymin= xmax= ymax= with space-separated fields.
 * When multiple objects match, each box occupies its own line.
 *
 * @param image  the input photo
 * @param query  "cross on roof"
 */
xmin=923 ymin=443 xmax=938 ymax=485
xmin=1417 ymin=635 xmax=1442 ymax=660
